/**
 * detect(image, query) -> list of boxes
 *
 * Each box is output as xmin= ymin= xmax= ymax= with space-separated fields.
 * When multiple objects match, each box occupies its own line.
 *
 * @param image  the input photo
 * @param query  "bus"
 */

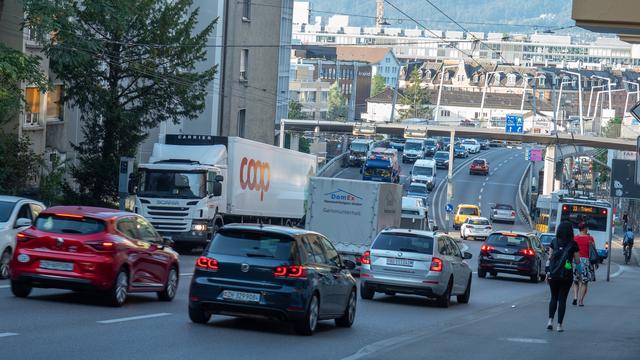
xmin=556 ymin=197 xmax=612 ymax=262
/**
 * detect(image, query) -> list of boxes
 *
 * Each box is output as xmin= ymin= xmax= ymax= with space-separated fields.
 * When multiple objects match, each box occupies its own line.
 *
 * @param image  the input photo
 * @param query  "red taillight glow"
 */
xmin=562 ymin=205 xmax=568 ymax=212
xmin=520 ymin=248 xmax=535 ymax=256
xmin=87 ymin=241 xmax=116 ymax=251
xmin=360 ymin=250 xmax=371 ymax=265
xmin=196 ymin=256 xmax=219 ymax=270
xmin=55 ymin=213 xmax=84 ymax=219
xmin=273 ymin=265 xmax=307 ymax=278
xmin=430 ymin=257 xmax=443 ymax=272
xmin=601 ymin=209 xmax=607 ymax=215
xmin=16 ymin=233 xmax=34 ymax=242
xmin=481 ymin=245 xmax=494 ymax=252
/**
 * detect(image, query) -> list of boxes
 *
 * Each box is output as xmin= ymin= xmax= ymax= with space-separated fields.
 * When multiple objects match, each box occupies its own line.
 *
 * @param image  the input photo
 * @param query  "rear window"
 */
xmin=372 ymin=233 xmax=433 ymax=254
xmin=487 ymin=234 xmax=529 ymax=247
xmin=408 ymin=185 xmax=426 ymax=193
xmin=35 ymin=214 xmax=105 ymax=234
xmin=458 ymin=207 xmax=479 ymax=215
xmin=469 ymin=218 xmax=490 ymax=225
xmin=472 ymin=160 xmax=485 ymax=165
xmin=208 ymin=230 xmax=295 ymax=260
xmin=495 ymin=204 xmax=513 ymax=210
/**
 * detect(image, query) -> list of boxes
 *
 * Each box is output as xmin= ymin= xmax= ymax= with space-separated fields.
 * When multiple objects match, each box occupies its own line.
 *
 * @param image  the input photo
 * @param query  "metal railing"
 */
xmin=316 ymin=152 xmax=349 ymax=178
xmin=517 ymin=162 xmax=534 ymax=229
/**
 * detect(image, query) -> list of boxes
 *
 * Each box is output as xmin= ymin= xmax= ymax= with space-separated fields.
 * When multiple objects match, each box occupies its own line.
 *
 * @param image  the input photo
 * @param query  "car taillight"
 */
xmin=359 ymin=250 xmax=371 ymax=265
xmin=196 ymin=256 xmax=219 ymax=271
xmin=481 ymin=245 xmax=494 ymax=253
xmin=273 ymin=265 xmax=307 ymax=278
xmin=511 ymin=211 xmax=516 ymax=217
xmin=520 ymin=248 xmax=535 ymax=256
xmin=86 ymin=241 xmax=116 ymax=251
xmin=493 ymin=210 xmax=498 ymax=215
xmin=430 ymin=257 xmax=443 ymax=272
xmin=16 ymin=233 xmax=35 ymax=243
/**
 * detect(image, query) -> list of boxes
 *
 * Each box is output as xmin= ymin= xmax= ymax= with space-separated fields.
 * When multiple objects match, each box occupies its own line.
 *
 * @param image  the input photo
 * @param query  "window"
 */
xmin=506 ymin=74 xmax=516 ymax=86
xmin=240 ymin=49 xmax=248 ymax=81
xmin=319 ymin=236 xmax=341 ymax=267
xmin=303 ymin=235 xmax=327 ymax=264
xmin=0 ymin=201 xmax=15 ymax=222
xmin=446 ymin=238 xmax=462 ymax=258
xmin=440 ymin=110 xmax=450 ymax=117
xmin=242 ymin=0 xmax=251 ymax=20
xmin=437 ymin=238 xmax=451 ymax=255
xmin=35 ymin=214 xmax=105 ymax=234
xmin=29 ymin=204 xmax=44 ymax=219
xmin=135 ymin=217 xmax=160 ymax=243
xmin=46 ymin=85 xmax=64 ymax=121
xmin=372 ymin=232 xmax=434 ymax=255
xmin=117 ymin=217 xmax=139 ymax=239
xmin=320 ymin=91 xmax=328 ymax=102
xmin=237 ymin=109 xmax=246 ymax=138
xmin=24 ymin=87 xmax=41 ymax=126
xmin=16 ymin=204 xmax=32 ymax=222
xmin=539 ymin=76 xmax=545 ymax=86
xmin=208 ymin=230 xmax=296 ymax=261
xmin=386 ymin=57 xmax=390 ymax=63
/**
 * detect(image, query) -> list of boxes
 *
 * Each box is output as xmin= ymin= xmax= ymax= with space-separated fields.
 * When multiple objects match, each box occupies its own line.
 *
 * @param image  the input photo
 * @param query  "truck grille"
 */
xmin=145 ymin=206 xmax=190 ymax=232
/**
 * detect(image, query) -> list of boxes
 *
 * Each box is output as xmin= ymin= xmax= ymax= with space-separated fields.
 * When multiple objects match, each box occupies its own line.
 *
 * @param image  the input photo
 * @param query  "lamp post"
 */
xmin=623 ymin=79 xmax=640 ymax=116
xmin=594 ymin=88 xmax=626 ymax=135
xmin=555 ymin=79 xmax=572 ymax=123
xmin=591 ymin=75 xmax=613 ymax=110
xmin=587 ymin=84 xmax=608 ymax=119
xmin=561 ymin=70 xmax=584 ymax=135
xmin=434 ymin=64 xmax=458 ymax=123
xmin=480 ymin=71 xmax=500 ymax=123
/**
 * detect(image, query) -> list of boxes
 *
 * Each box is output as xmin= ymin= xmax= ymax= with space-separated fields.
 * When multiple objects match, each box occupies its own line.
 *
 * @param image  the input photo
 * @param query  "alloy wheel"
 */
xmin=166 ymin=269 xmax=178 ymax=298
xmin=115 ymin=271 xmax=128 ymax=305
xmin=309 ymin=296 xmax=319 ymax=332
xmin=0 ymin=251 xmax=11 ymax=279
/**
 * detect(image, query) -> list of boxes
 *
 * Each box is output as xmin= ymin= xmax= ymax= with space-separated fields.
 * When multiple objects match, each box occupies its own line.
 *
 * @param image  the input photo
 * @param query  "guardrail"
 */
xmin=316 ymin=152 xmax=349 ymax=177
xmin=516 ymin=162 xmax=534 ymax=229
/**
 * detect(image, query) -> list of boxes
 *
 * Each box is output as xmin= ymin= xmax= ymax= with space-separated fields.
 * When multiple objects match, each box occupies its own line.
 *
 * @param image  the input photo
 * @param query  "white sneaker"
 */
xmin=557 ymin=324 xmax=564 ymax=332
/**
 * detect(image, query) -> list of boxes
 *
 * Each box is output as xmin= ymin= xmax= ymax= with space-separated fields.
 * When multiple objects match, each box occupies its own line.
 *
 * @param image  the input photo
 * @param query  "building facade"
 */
xmin=288 ymin=63 xmax=331 ymax=120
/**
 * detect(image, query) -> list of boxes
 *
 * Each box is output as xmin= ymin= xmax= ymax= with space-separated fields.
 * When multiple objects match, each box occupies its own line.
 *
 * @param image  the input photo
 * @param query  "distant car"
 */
xmin=434 ymin=151 xmax=450 ymax=169
xmin=454 ymin=145 xmax=469 ymax=158
xmin=461 ymin=139 xmax=481 ymax=154
xmin=188 ymin=225 xmax=357 ymax=335
xmin=539 ymin=233 xmax=555 ymax=250
xmin=0 ymin=196 xmax=45 ymax=279
xmin=460 ymin=217 xmax=493 ymax=241
xmin=389 ymin=138 xmax=406 ymax=151
xmin=479 ymin=139 xmax=490 ymax=150
xmin=490 ymin=204 xmax=517 ymax=224
xmin=454 ymin=204 xmax=481 ymax=230
xmin=489 ymin=140 xmax=504 ymax=147
xmin=441 ymin=138 xmax=451 ymax=151
xmin=478 ymin=231 xmax=548 ymax=283
xmin=360 ymin=228 xmax=472 ymax=308
xmin=423 ymin=138 xmax=439 ymax=157
xmin=11 ymin=206 xmax=180 ymax=306
xmin=406 ymin=182 xmax=429 ymax=204
xmin=469 ymin=159 xmax=489 ymax=176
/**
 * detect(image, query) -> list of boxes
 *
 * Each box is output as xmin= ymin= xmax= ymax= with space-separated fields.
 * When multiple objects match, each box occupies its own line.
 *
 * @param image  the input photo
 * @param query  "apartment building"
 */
xmin=288 ymin=63 xmax=331 ymax=120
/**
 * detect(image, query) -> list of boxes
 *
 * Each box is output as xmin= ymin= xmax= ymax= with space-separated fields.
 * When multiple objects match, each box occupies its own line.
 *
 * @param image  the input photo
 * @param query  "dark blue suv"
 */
xmin=188 ymin=224 xmax=357 ymax=335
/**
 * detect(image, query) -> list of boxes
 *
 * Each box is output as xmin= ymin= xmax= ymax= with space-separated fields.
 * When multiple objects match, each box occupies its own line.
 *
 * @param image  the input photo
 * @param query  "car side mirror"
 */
xmin=15 ymin=218 xmax=32 ymax=228
xmin=463 ymin=252 xmax=473 ymax=260
xmin=432 ymin=225 xmax=439 ymax=232
xmin=343 ymin=259 xmax=356 ymax=270
xmin=162 ymin=236 xmax=175 ymax=248
xmin=211 ymin=181 xmax=222 ymax=197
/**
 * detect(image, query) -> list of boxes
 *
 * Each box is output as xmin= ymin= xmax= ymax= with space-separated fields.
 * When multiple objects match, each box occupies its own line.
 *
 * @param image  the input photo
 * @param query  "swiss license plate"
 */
xmin=39 ymin=260 xmax=74 ymax=271
xmin=494 ymin=254 xmax=517 ymax=260
xmin=222 ymin=290 xmax=261 ymax=303
xmin=387 ymin=258 xmax=414 ymax=267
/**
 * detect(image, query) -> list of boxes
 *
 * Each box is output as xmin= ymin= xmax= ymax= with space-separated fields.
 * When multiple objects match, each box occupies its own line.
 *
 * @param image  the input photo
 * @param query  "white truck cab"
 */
xmin=411 ymin=159 xmax=437 ymax=191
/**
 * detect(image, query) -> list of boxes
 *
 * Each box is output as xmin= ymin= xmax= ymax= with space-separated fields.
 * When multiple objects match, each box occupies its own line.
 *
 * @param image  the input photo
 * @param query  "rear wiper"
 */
xmin=245 ymin=253 xmax=274 ymax=258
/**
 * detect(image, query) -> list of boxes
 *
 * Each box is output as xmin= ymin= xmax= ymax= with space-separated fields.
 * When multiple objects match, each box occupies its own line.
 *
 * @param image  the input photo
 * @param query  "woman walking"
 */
xmin=546 ymin=221 xmax=581 ymax=332
xmin=572 ymin=222 xmax=596 ymax=306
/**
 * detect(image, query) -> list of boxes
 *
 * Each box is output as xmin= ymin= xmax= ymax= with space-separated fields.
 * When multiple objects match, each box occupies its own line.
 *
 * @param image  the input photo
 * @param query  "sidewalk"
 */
xmin=613 ymin=234 xmax=640 ymax=266
xmin=355 ymin=262 xmax=640 ymax=360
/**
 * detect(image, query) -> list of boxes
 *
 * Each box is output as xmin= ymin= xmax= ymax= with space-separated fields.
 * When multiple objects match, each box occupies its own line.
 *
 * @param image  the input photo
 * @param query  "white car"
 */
xmin=460 ymin=217 xmax=493 ymax=240
xmin=0 ymin=196 xmax=45 ymax=279
xmin=461 ymin=139 xmax=481 ymax=154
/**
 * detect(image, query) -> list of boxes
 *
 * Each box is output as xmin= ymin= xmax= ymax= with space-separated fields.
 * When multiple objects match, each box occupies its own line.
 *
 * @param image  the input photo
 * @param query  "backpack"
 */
xmin=549 ymin=239 xmax=574 ymax=281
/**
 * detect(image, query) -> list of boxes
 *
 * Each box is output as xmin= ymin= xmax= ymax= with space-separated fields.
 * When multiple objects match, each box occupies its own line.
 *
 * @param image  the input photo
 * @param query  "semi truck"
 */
xmin=134 ymin=135 xmax=317 ymax=249
xmin=305 ymin=177 xmax=402 ymax=263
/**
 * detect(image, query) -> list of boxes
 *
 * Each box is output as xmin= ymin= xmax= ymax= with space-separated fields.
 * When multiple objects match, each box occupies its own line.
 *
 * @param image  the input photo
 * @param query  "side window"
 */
xmin=304 ymin=235 xmax=328 ymax=265
xmin=116 ymin=218 xmax=138 ymax=240
xmin=319 ymin=236 xmax=341 ymax=268
xmin=437 ymin=238 xmax=450 ymax=255
xmin=447 ymin=238 xmax=462 ymax=258
xmin=16 ymin=204 xmax=32 ymax=221
xmin=135 ymin=217 xmax=160 ymax=243
xmin=30 ymin=204 xmax=44 ymax=220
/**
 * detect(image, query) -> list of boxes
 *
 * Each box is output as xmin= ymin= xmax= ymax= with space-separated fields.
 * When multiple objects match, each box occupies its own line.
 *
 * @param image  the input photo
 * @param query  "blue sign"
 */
xmin=505 ymin=114 xmax=524 ymax=133
xmin=446 ymin=203 xmax=454 ymax=213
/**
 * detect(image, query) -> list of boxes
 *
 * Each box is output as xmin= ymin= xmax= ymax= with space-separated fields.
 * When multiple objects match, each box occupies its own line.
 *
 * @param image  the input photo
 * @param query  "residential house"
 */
xmin=289 ymin=63 xmax=331 ymax=120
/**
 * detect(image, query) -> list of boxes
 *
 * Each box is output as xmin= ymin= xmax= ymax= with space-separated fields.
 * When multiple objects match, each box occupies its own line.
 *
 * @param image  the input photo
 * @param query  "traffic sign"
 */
xmin=527 ymin=148 xmax=544 ymax=162
xmin=446 ymin=203 xmax=454 ymax=213
xmin=505 ymin=114 xmax=524 ymax=133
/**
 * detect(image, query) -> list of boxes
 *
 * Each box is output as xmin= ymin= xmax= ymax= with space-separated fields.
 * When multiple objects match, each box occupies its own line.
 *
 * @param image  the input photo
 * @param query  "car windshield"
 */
xmin=404 ymin=142 xmax=422 ymax=151
xmin=35 ymin=214 xmax=105 ymax=234
xmin=390 ymin=138 xmax=405 ymax=144
xmin=372 ymin=232 xmax=433 ymax=255
xmin=459 ymin=207 xmax=479 ymax=215
xmin=408 ymin=185 xmax=427 ymax=194
xmin=364 ymin=168 xmax=391 ymax=177
xmin=138 ymin=169 xmax=206 ymax=199
xmin=424 ymin=139 xmax=436 ymax=146
xmin=487 ymin=234 xmax=529 ymax=247
xmin=495 ymin=204 xmax=513 ymax=210
xmin=0 ymin=201 xmax=16 ymax=222
xmin=463 ymin=140 xmax=475 ymax=145
xmin=561 ymin=205 xmax=608 ymax=232
xmin=434 ymin=152 xmax=448 ymax=160
xmin=413 ymin=166 xmax=433 ymax=176
xmin=208 ymin=230 xmax=295 ymax=260
xmin=350 ymin=143 xmax=369 ymax=152
xmin=469 ymin=218 xmax=490 ymax=225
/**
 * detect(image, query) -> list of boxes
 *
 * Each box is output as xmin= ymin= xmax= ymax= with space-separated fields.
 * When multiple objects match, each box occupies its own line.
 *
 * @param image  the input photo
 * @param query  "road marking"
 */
xmin=0 ymin=333 xmax=19 ymax=338
xmin=480 ymin=188 xmax=484 ymax=193
xmin=180 ymin=273 xmax=193 ymax=277
xmin=611 ymin=265 xmax=624 ymax=278
xmin=478 ymin=195 xmax=482 ymax=200
xmin=0 ymin=285 xmax=10 ymax=289
xmin=97 ymin=313 xmax=172 ymax=324
xmin=501 ymin=338 xmax=548 ymax=344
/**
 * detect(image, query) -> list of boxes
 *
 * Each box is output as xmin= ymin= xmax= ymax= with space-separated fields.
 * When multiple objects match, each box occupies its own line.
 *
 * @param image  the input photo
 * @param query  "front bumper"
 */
xmin=159 ymin=230 xmax=210 ymax=246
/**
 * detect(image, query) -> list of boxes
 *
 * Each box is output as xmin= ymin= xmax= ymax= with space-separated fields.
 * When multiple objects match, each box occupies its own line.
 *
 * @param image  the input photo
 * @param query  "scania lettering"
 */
xmin=134 ymin=135 xmax=317 ymax=250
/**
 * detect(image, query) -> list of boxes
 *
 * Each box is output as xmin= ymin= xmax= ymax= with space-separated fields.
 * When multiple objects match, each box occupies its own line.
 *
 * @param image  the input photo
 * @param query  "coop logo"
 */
xmin=324 ymin=189 xmax=362 ymax=202
xmin=240 ymin=157 xmax=271 ymax=201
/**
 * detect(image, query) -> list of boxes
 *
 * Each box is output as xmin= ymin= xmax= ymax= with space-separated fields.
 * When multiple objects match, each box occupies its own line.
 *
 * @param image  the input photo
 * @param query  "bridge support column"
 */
xmin=542 ymin=145 xmax=556 ymax=195
xmin=290 ymin=133 xmax=300 ymax=152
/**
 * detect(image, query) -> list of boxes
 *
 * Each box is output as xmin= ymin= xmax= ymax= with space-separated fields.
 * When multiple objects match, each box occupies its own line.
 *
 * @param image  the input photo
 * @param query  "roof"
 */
xmin=457 ymin=204 xmax=480 ymax=208
xmin=336 ymin=46 xmax=393 ymax=64
xmin=380 ymin=228 xmax=436 ymax=238
xmin=415 ymin=159 xmax=436 ymax=166
xmin=221 ymin=223 xmax=312 ymax=236
xmin=0 ymin=195 xmax=42 ymax=204
xmin=366 ymin=87 xmax=398 ymax=104
xmin=408 ymin=182 xmax=427 ymax=188
xmin=352 ymin=138 xmax=374 ymax=144
xmin=42 ymin=206 xmax=132 ymax=220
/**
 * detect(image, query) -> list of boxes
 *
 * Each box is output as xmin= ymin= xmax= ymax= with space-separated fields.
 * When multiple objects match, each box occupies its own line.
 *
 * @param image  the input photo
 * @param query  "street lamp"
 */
xmin=591 ymin=75 xmax=613 ymax=110
xmin=623 ymin=79 xmax=640 ymax=115
xmin=594 ymin=88 xmax=626 ymax=135
xmin=555 ymin=78 xmax=572 ymax=123
xmin=520 ymin=74 xmax=545 ymax=131
xmin=586 ymin=84 xmax=608 ymax=119
xmin=480 ymin=71 xmax=500 ymax=123
xmin=434 ymin=64 xmax=458 ymax=123
xmin=561 ymin=70 xmax=584 ymax=135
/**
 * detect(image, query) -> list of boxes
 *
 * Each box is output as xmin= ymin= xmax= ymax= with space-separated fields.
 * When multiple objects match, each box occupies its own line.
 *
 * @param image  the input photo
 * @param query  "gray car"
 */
xmin=490 ymin=203 xmax=516 ymax=224
xmin=359 ymin=229 xmax=472 ymax=307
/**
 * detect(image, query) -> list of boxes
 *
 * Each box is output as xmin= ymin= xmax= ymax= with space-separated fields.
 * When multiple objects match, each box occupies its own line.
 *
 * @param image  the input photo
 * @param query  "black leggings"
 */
xmin=548 ymin=279 xmax=573 ymax=324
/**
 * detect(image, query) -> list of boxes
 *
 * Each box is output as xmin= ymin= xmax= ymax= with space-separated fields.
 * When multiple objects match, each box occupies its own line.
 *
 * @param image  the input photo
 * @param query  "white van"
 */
xmin=401 ymin=196 xmax=427 ymax=230
xmin=411 ymin=159 xmax=437 ymax=191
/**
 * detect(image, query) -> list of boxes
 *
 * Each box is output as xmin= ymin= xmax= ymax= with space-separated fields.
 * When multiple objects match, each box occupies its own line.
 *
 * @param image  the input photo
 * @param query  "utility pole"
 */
xmin=349 ymin=61 xmax=358 ymax=122
xmin=389 ymin=65 xmax=402 ymax=123
xmin=445 ymin=129 xmax=455 ymax=233
xmin=532 ymin=79 xmax=537 ymax=133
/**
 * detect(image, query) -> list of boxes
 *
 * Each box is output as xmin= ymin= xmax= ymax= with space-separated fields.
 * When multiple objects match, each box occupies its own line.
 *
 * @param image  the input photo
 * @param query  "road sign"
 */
xmin=505 ymin=114 xmax=524 ymax=133
xmin=611 ymin=159 xmax=640 ymax=198
xmin=630 ymin=100 xmax=640 ymax=123
xmin=446 ymin=203 xmax=454 ymax=213
xmin=527 ymin=148 xmax=544 ymax=162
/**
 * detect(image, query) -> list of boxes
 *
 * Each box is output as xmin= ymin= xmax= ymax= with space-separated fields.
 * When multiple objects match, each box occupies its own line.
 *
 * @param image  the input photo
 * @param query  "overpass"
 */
xmin=279 ymin=119 xmax=636 ymax=151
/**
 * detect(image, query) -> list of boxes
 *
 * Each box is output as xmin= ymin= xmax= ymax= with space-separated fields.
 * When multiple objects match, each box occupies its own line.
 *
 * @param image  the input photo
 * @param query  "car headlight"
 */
xmin=191 ymin=223 xmax=208 ymax=232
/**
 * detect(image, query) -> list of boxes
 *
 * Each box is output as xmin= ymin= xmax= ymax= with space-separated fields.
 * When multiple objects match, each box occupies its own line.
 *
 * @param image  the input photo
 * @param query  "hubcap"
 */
xmin=0 ymin=252 xmax=10 ymax=278
xmin=167 ymin=269 xmax=178 ymax=298
xmin=309 ymin=296 xmax=319 ymax=331
xmin=115 ymin=272 xmax=128 ymax=304
xmin=348 ymin=292 xmax=356 ymax=323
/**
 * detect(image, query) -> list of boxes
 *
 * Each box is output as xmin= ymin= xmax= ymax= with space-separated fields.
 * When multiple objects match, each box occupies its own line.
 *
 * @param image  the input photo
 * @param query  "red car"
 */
xmin=10 ymin=206 xmax=179 ymax=306
xmin=469 ymin=159 xmax=489 ymax=176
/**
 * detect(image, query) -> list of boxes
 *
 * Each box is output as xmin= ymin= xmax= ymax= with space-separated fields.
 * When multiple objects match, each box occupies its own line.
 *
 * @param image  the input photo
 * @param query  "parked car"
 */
xmin=434 ymin=151 xmax=450 ymax=169
xmin=406 ymin=183 xmax=429 ymax=205
xmin=460 ymin=217 xmax=492 ymax=240
xmin=461 ymin=139 xmax=481 ymax=154
xmin=188 ymin=224 xmax=357 ymax=335
xmin=10 ymin=206 xmax=180 ymax=306
xmin=454 ymin=145 xmax=469 ymax=158
xmin=0 ymin=196 xmax=45 ymax=279
xmin=453 ymin=204 xmax=481 ymax=230
xmin=478 ymin=231 xmax=548 ymax=283
xmin=360 ymin=228 xmax=472 ymax=308
xmin=490 ymin=203 xmax=517 ymax=224
xmin=469 ymin=159 xmax=489 ymax=176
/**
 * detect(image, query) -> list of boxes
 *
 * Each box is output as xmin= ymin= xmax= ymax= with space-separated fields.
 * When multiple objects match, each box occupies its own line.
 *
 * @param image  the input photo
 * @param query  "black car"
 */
xmin=433 ymin=151 xmax=450 ymax=169
xmin=423 ymin=138 xmax=439 ymax=156
xmin=478 ymin=232 xmax=548 ymax=283
xmin=188 ymin=225 xmax=357 ymax=335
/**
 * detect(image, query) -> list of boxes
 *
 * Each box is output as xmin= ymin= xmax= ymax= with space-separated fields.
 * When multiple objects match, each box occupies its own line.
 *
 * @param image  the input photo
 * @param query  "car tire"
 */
xmin=490 ymin=271 xmax=498 ymax=277
xmin=360 ymin=284 xmax=375 ymax=300
xmin=157 ymin=266 xmax=178 ymax=301
xmin=335 ymin=289 xmax=357 ymax=328
xmin=107 ymin=268 xmax=129 ymax=307
xmin=10 ymin=280 xmax=32 ymax=298
xmin=457 ymin=276 xmax=471 ymax=304
xmin=530 ymin=265 xmax=540 ymax=283
xmin=189 ymin=306 xmax=212 ymax=324
xmin=0 ymin=248 xmax=12 ymax=279
xmin=437 ymin=278 xmax=453 ymax=308
xmin=477 ymin=270 xmax=486 ymax=278
xmin=294 ymin=293 xmax=320 ymax=336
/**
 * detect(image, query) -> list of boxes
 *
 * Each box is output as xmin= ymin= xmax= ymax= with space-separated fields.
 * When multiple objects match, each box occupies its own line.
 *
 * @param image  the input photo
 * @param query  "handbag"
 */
xmin=588 ymin=238 xmax=599 ymax=265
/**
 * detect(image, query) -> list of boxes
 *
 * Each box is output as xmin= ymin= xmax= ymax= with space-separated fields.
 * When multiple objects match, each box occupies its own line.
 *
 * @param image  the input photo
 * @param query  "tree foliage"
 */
xmin=370 ymin=74 xmax=386 ymax=97
xmin=0 ymin=133 xmax=42 ymax=195
xmin=288 ymin=99 xmax=306 ymax=119
xmin=603 ymin=116 xmax=622 ymax=138
xmin=399 ymin=68 xmax=431 ymax=120
xmin=24 ymin=0 xmax=217 ymax=206
xmin=327 ymin=82 xmax=347 ymax=121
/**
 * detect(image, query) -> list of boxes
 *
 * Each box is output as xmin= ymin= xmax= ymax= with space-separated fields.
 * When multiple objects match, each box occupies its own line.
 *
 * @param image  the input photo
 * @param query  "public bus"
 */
xmin=556 ymin=197 xmax=612 ymax=262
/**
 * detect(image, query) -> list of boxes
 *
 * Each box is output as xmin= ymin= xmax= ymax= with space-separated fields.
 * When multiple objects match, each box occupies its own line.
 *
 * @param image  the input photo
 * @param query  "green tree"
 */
xmin=288 ymin=99 xmax=306 ymax=119
xmin=39 ymin=154 xmax=67 ymax=206
xmin=603 ymin=116 xmax=622 ymax=138
xmin=24 ymin=0 xmax=217 ymax=206
xmin=327 ymin=82 xmax=347 ymax=121
xmin=370 ymin=74 xmax=386 ymax=97
xmin=399 ymin=68 xmax=431 ymax=120
xmin=0 ymin=132 xmax=42 ymax=195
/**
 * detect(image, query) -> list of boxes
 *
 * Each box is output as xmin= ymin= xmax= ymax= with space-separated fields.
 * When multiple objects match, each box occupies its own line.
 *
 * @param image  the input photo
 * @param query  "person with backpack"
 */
xmin=546 ymin=221 xmax=581 ymax=332
xmin=623 ymin=226 xmax=634 ymax=263
xmin=572 ymin=222 xmax=596 ymax=307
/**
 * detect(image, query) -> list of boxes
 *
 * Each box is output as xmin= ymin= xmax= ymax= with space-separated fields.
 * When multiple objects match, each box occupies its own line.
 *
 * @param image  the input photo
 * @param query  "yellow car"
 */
xmin=454 ymin=204 xmax=481 ymax=230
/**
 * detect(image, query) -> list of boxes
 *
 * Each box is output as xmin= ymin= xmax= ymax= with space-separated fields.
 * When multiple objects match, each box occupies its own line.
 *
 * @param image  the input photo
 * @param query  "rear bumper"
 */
xmin=491 ymin=215 xmax=516 ymax=222
xmin=361 ymin=279 xmax=442 ymax=298
xmin=14 ymin=273 xmax=100 ymax=291
xmin=479 ymin=259 xmax=536 ymax=276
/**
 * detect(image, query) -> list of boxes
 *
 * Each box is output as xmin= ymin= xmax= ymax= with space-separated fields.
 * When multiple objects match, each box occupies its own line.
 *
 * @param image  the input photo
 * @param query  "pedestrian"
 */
xmin=572 ymin=222 xmax=596 ymax=307
xmin=622 ymin=212 xmax=629 ymax=233
xmin=546 ymin=221 xmax=581 ymax=332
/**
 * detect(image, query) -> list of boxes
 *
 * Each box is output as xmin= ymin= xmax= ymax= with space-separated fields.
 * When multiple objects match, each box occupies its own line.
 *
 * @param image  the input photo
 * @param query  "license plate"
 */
xmin=39 ymin=260 xmax=74 ymax=271
xmin=494 ymin=254 xmax=517 ymax=260
xmin=387 ymin=258 xmax=414 ymax=267
xmin=222 ymin=290 xmax=261 ymax=303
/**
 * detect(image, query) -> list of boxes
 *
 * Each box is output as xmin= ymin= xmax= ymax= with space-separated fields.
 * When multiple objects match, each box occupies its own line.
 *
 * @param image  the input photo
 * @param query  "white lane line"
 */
xmin=478 ymin=195 xmax=482 ymax=200
xmin=0 ymin=333 xmax=19 ymax=338
xmin=180 ymin=273 xmax=193 ymax=277
xmin=480 ymin=188 xmax=484 ymax=193
xmin=610 ymin=265 xmax=624 ymax=278
xmin=501 ymin=338 xmax=548 ymax=344
xmin=0 ymin=285 xmax=10 ymax=289
xmin=97 ymin=313 xmax=172 ymax=324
